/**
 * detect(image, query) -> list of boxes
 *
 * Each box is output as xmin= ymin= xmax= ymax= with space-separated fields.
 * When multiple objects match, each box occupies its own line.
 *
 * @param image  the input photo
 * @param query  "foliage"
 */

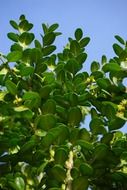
xmin=0 ymin=15 xmax=127 ymax=190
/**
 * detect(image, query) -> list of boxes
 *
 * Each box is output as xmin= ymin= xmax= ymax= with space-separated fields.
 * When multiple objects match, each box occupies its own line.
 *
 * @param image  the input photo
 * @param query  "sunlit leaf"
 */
xmin=7 ymin=51 xmax=22 ymax=62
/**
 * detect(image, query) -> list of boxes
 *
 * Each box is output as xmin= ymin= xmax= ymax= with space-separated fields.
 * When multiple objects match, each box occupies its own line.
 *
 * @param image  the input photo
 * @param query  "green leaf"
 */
xmin=11 ymin=43 xmax=22 ymax=51
xmin=20 ymin=65 xmax=34 ymax=76
xmin=80 ymin=37 xmax=90 ymax=47
xmin=42 ymin=99 xmax=56 ymax=114
xmin=14 ymin=106 xmax=29 ymax=112
xmin=10 ymin=20 xmax=18 ymax=30
xmin=23 ymin=91 xmax=41 ymax=108
xmin=7 ymin=32 xmax=19 ymax=42
xmin=19 ymin=140 xmax=35 ymax=154
xmin=96 ymin=78 xmax=111 ymax=90
xmin=94 ymin=144 xmax=109 ymax=160
xmin=115 ymin=35 xmax=125 ymax=45
xmin=91 ymin=61 xmax=100 ymax=72
xmin=14 ymin=177 xmax=25 ymax=190
xmin=109 ymin=117 xmax=125 ymax=131
xmin=0 ymin=91 xmax=7 ymax=101
xmin=51 ymin=165 xmax=66 ymax=182
xmin=19 ymin=15 xmax=26 ymax=21
xmin=30 ymin=48 xmax=42 ymax=62
xmin=72 ymin=176 xmax=88 ymax=190
xmin=70 ymin=40 xmax=80 ymax=55
xmin=39 ymin=85 xmax=52 ymax=99
xmin=65 ymin=59 xmax=81 ymax=75
xmin=43 ymin=32 xmax=56 ymax=46
xmin=34 ymin=39 xmax=42 ymax=49
xmin=68 ymin=107 xmax=82 ymax=126
xmin=48 ymin=23 xmax=59 ymax=32
xmin=76 ymin=140 xmax=93 ymax=150
xmin=102 ymin=101 xmax=117 ymax=120
xmin=43 ymin=45 xmax=56 ymax=56
xmin=80 ymin=163 xmax=93 ymax=176
xmin=76 ymin=53 xmax=87 ymax=64
xmin=7 ymin=51 xmax=22 ymax=62
xmin=19 ymin=32 xmax=34 ymax=45
xmin=113 ymin=43 xmax=123 ymax=56
xmin=75 ymin=28 xmax=83 ymax=41
xmin=37 ymin=114 xmax=56 ymax=130
xmin=102 ymin=62 xmax=121 ymax=73
xmin=5 ymin=80 xmax=17 ymax=95
xmin=101 ymin=55 xmax=107 ymax=65
xmin=90 ymin=118 xmax=107 ymax=135
xmin=19 ymin=20 xmax=33 ymax=32
xmin=42 ymin=23 xmax=48 ymax=34
xmin=54 ymin=148 xmax=68 ymax=165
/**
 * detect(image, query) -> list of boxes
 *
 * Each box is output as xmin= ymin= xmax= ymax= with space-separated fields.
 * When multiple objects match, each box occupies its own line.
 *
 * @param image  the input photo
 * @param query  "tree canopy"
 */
xmin=0 ymin=15 xmax=127 ymax=190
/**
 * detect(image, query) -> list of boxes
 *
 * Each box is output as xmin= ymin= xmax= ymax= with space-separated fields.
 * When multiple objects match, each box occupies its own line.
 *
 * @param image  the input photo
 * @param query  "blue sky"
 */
xmin=0 ymin=0 xmax=127 ymax=131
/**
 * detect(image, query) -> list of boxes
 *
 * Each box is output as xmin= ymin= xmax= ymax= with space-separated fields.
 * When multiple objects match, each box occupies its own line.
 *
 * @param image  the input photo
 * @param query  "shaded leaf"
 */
xmin=5 ymin=80 xmax=17 ymax=95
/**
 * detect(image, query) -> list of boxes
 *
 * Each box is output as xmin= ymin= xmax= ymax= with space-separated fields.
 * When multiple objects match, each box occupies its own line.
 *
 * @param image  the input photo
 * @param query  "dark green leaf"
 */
xmin=90 ymin=118 xmax=107 ymax=135
xmin=75 ymin=28 xmax=83 ymax=41
xmin=42 ymin=99 xmax=56 ymax=114
xmin=34 ymin=39 xmax=42 ymax=49
xmin=101 ymin=55 xmax=107 ymax=65
xmin=115 ymin=35 xmax=125 ymax=45
xmin=80 ymin=163 xmax=93 ymax=176
xmin=42 ymin=23 xmax=48 ymax=34
xmin=11 ymin=43 xmax=22 ymax=51
xmin=19 ymin=15 xmax=26 ymax=21
xmin=43 ymin=45 xmax=56 ymax=56
xmin=54 ymin=148 xmax=68 ymax=165
xmin=43 ymin=32 xmax=56 ymax=46
xmin=19 ymin=20 xmax=33 ymax=32
xmin=76 ymin=53 xmax=87 ymax=64
xmin=109 ymin=117 xmax=125 ymax=131
xmin=102 ymin=62 xmax=121 ymax=72
xmin=76 ymin=140 xmax=93 ymax=150
xmin=65 ymin=59 xmax=81 ymax=75
xmin=91 ymin=61 xmax=100 ymax=72
xmin=72 ymin=176 xmax=88 ymax=190
xmin=19 ymin=32 xmax=35 ymax=45
xmin=51 ymin=165 xmax=66 ymax=182
xmin=7 ymin=32 xmax=19 ymax=42
xmin=70 ymin=40 xmax=80 ymax=55
xmin=7 ymin=51 xmax=22 ymax=62
xmin=10 ymin=20 xmax=18 ymax=30
xmin=49 ymin=23 xmax=59 ymax=32
xmin=80 ymin=37 xmax=90 ymax=47
xmin=68 ymin=107 xmax=82 ymax=126
xmin=5 ymin=80 xmax=17 ymax=95
xmin=96 ymin=78 xmax=111 ymax=90
xmin=37 ymin=114 xmax=56 ymax=130
xmin=113 ymin=43 xmax=123 ymax=56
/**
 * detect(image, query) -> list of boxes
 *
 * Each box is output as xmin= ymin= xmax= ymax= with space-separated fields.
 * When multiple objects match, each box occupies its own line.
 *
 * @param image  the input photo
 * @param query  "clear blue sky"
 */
xmin=0 ymin=0 xmax=127 ymax=131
